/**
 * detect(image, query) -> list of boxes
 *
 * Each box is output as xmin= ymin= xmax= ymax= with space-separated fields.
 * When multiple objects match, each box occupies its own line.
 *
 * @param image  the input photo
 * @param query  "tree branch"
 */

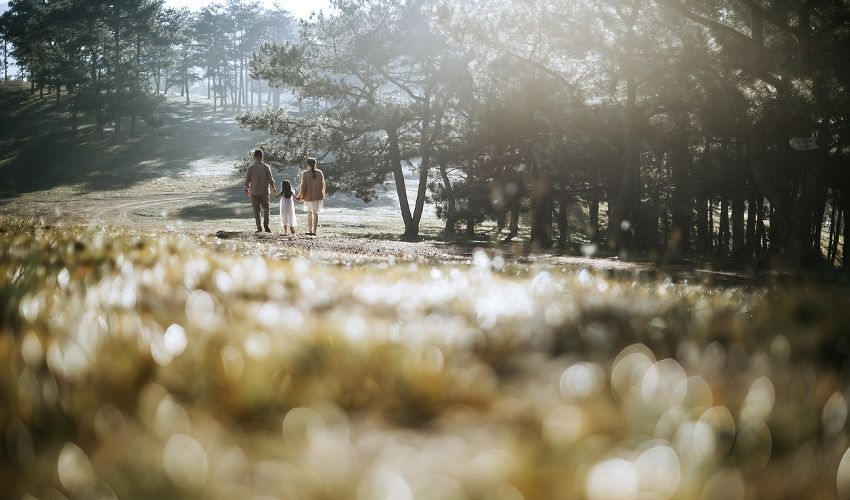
xmin=738 ymin=0 xmax=804 ymax=39
xmin=657 ymin=0 xmax=753 ymax=44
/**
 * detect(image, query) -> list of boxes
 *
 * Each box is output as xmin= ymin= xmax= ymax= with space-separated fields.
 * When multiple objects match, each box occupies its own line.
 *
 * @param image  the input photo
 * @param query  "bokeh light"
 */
xmin=2 ymin=217 xmax=850 ymax=500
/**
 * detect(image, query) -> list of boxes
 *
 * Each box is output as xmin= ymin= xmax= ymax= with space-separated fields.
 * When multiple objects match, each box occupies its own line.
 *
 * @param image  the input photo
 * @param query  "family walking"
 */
xmin=244 ymin=149 xmax=326 ymax=236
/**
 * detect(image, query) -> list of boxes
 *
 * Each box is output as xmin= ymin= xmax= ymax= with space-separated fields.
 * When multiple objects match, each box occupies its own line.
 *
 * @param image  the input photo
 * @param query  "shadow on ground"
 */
xmin=0 ymin=84 xmax=266 ymax=197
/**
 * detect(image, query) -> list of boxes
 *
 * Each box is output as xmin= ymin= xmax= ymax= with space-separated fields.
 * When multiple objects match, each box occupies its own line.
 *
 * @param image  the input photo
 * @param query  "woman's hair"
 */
xmin=281 ymin=180 xmax=293 ymax=198
xmin=307 ymin=157 xmax=317 ymax=178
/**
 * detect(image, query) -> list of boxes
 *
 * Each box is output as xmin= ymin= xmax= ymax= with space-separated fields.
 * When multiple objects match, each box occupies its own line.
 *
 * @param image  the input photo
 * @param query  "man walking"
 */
xmin=244 ymin=149 xmax=276 ymax=233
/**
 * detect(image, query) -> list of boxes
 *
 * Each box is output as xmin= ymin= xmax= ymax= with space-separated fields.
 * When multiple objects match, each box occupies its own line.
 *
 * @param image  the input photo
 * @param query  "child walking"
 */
xmin=274 ymin=180 xmax=300 ymax=235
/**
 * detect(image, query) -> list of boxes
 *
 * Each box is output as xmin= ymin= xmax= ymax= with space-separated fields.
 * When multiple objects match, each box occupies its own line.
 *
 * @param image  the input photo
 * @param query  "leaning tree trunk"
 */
xmin=387 ymin=124 xmax=417 ymax=239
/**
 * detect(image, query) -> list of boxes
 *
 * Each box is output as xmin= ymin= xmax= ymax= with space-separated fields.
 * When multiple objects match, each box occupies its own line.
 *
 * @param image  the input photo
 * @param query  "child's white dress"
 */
xmin=279 ymin=195 xmax=297 ymax=227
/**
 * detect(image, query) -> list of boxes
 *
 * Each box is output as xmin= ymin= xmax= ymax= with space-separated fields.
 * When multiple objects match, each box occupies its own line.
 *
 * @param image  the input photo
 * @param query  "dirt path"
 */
xmin=0 ymin=190 xmax=475 ymax=259
xmin=1 ymin=192 xmax=209 ymax=229
xmin=3 ymin=192 xmax=774 ymax=285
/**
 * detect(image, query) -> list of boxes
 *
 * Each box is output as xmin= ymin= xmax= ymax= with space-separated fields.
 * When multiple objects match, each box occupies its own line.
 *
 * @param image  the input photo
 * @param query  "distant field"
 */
xmin=0 ymin=82 xmax=474 ymax=241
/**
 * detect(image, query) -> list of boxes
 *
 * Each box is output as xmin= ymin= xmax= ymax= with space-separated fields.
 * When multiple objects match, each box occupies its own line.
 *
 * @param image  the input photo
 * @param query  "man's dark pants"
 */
xmin=251 ymin=194 xmax=271 ymax=232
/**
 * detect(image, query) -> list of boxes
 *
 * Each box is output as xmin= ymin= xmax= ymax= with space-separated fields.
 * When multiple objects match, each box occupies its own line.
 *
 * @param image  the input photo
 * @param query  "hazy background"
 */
xmin=0 ymin=0 xmax=335 ymax=79
xmin=163 ymin=0 xmax=333 ymax=19
xmin=1 ymin=1 xmax=332 ymax=19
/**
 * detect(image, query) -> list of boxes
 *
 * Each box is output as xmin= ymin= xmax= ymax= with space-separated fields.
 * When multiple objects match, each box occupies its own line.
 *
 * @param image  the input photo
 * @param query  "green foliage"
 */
xmin=240 ymin=0 xmax=477 ymax=238
xmin=5 ymin=0 xmax=850 ymax=259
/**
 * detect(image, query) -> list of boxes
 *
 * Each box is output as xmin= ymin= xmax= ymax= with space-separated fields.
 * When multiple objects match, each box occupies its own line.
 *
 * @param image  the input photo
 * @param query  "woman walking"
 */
xmin=296 ymin=158 xmax=325 ymax=236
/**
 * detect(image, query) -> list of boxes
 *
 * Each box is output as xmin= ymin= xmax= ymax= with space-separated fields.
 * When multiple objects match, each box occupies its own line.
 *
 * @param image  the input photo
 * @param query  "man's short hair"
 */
xmin=253 ymin=149 xmax=263 ymax=160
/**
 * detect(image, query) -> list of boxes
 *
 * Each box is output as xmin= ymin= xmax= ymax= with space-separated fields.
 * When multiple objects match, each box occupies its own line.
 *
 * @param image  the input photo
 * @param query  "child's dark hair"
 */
xmin=281 ymin=180 xmax=293 ymax=198
xmin=307 ymin=157 xmax=317 ymax=178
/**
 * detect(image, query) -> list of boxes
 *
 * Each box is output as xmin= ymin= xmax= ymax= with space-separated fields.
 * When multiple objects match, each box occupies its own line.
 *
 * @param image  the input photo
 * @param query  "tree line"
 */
xmin=0 ymin=0 xmax=296 ymax=139
xmin=237 ymin=0 xmax=850 ymax=267
xmin=4 ymin=0 xmax=850 ymax=266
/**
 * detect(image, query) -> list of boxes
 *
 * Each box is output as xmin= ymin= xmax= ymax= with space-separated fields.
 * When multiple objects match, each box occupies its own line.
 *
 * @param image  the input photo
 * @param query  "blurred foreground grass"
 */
xmin=2 ymin=215 xmax=850 ymax=500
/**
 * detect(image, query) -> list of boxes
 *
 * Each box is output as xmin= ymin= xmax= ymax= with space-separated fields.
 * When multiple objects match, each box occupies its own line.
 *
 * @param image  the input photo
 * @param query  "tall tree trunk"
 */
xmin=731 ymin=137 xmax=746 ymax=257
xmin=409 ymin=91 xmax=436 ymax=239
xmin=213 ymin=69 xmax=218 ymax=111
xmin=696 ymin=195 xmax=709 ymax=253
xmin=708 ymin=198 xmax=720 ymax=252
xmin=645 ymin=187 xmax=660 ymax=254
xmin=757 ymin=197 xmax=767 ymax=256
xmin=669 ymin=111 xmax=691 ymax=257
xmin=238 ymin=56 xmax=243 ymax=112
xmin=813 ymin=192 xmax=828 ymax=258
xmin=719 ymin=196 xmax=729 ymax=258
xmin=184 ymin=57 xmax=189 ymax=104
xmin=2 ymin=40 xmax=8 ymax=81
xmin=466 ymin=156 xmax=475 ymax=236
xmin=558 ymin=181 xmax=569 ymax=249
xmin=838 ymin=208 xmax=845 ymax=266
xmin=769 ymin=205 xmax=779 ymax=250
xmin=504 ymin=171 xmax=521 ymax=241
xmin=94 ymin=43 xmax=104 ymax=135
xmin=508 ymin=194 xmax=520 ymax=241
xmin=113 ymin=7 xmax=121 ymax=142
xmin=745 ymin=175 xmax=758 ymax=257
xmin=606 ymin=67 xmax=639 ymax=253
xmin=466 ymin=97 xmax=476 ymax=236
xmin=131 ymin=34 xmax=140 ymax=138
xmin=827 ymin=198 xmax=838 ymax=264
xmin=439 ymin=163 xmax=457 ymax=234
xmin=530 ymin=164 xmax=553 ymax=249
xmin=589 ymin=173 xmax=600 ymax=246
xmin=841 ymin=206 xmax=850 ymax=272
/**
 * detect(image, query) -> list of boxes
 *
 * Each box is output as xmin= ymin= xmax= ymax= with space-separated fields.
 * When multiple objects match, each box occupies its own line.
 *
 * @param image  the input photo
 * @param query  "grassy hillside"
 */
xmin=0 ymin=82 xmax=451 ymax=239
xmin=0 ymin=81 xmax=251 ymax=195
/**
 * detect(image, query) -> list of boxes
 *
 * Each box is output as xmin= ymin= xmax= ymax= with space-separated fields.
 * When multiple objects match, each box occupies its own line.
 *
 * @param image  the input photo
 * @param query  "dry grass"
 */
xmin=1 ymin=215 xmax=850 ymax=500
